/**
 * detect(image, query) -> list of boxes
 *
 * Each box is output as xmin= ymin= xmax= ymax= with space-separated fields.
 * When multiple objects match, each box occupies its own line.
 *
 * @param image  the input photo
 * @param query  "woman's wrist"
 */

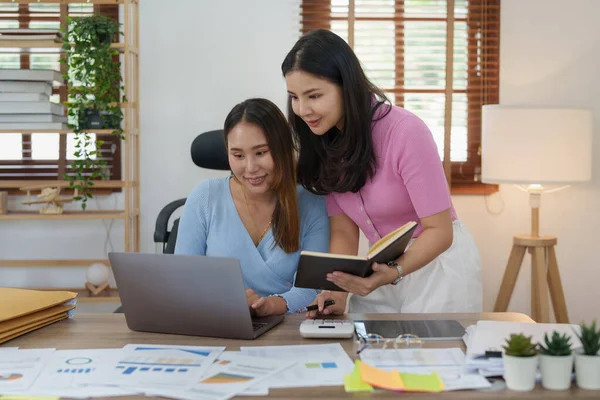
xmin=268 ymin=295 xmax=289 ymax=315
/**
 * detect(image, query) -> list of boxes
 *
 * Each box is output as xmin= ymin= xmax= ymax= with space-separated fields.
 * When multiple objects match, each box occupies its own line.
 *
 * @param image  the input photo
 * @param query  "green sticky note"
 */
xmin=398 ymin=371 xmax=444 ymax=392
xmin=305 ymin=363 xmax=320 ymax=368
xmin=344 ymin=360 xmax=373 ymax=392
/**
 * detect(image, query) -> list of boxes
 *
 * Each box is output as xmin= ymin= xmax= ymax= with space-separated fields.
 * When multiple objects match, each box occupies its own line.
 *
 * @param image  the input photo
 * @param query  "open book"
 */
xmin=294 ymin=221 xmax=418 ymax=291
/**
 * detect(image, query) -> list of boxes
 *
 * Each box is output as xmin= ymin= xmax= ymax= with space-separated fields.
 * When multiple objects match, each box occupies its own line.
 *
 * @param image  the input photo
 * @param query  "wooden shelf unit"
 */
xmin=0 ymin=41 xmax=127 ymax=51
xmin=0 ymin=210 xmax=127 ymax=220
xmin=0 ymin=0 xmax=140 ymax=301
xmin=5 ymin=0 xmax=135 ymax=4
xmin=33 ymin=287 xmax=120 ymax=303
xmin=0 ymin=259 xmax=109 ymax=267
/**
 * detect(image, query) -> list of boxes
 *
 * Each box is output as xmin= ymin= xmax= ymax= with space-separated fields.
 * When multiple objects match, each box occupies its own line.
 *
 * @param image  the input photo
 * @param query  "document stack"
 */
xmin=0 ymin=69 xmax=67 ymax=130
xmin=0 ymin=28 xmax=63 ymax=43
xmin=0 ymin=288 xmax=77 ymax=344
xmin=464 ymin=320 xmax=581 ymax=377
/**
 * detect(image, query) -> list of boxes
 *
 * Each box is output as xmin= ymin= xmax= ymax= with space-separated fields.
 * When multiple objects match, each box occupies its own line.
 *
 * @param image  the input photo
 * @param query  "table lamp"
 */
xmin=481 ymin=105 xmax=593 ymax=323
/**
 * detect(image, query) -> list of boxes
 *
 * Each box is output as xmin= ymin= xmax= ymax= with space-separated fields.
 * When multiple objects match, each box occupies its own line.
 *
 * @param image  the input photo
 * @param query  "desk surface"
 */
xmin=4 ymin=312 xmax=598 ymax=399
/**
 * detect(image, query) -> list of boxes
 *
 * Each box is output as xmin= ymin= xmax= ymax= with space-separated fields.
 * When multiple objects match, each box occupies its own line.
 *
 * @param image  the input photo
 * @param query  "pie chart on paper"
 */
xmin=0 ymin=373 xmax=23 ymax=381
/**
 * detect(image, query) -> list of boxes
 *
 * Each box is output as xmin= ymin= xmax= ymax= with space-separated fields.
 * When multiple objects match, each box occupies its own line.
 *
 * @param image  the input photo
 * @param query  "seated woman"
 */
xmin=175 ymin=98 xmax=329 ymax=317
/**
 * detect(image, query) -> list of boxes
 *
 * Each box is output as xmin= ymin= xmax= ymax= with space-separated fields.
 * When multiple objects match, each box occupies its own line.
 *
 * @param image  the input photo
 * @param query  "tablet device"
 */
xmin=354 ymin=320 xmax=465 ymax=340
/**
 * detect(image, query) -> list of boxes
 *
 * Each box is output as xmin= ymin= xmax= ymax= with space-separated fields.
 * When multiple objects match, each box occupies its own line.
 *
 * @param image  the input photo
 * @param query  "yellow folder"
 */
xmin=0 ymin=288 xmax=77 ymax=322
xmin=0 ymin=313 xmax=68 ymax=343
xmin=0 ymin=304 xmax=74 ymax=334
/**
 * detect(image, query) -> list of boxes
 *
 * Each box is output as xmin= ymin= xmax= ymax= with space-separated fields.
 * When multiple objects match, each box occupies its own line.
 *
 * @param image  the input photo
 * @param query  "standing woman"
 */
xmin=282 ymin=29 xmax=482 ymax=316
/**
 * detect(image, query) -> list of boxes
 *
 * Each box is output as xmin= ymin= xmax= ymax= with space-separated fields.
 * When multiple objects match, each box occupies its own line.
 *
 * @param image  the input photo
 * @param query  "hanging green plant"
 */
xmin=61 ymin=14 xmax=125 ymax=210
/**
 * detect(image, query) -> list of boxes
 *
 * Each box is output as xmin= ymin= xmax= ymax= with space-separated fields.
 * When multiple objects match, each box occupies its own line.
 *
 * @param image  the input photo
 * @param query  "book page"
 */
xmin=367 ymin=221 xmax=416 ymax=259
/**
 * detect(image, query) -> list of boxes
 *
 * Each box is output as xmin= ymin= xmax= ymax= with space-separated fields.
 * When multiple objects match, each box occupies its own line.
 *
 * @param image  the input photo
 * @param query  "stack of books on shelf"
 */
xmin=0 ymin=28 xmax=63 ymax=43
xmin=0 ymin=69 xmax=67 ymax=130
xmin=0 ymin=288 xmax=77 ymax=344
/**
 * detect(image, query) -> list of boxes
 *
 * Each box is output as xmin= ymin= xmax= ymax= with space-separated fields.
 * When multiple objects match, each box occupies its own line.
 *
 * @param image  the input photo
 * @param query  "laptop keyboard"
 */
xmin=252 ymin=322 xmax=268 ymax=331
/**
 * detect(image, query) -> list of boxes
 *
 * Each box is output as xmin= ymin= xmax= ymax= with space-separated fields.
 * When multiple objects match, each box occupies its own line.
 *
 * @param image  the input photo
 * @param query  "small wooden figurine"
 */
xmin=20 ymin=184 xmax=78 ymax=214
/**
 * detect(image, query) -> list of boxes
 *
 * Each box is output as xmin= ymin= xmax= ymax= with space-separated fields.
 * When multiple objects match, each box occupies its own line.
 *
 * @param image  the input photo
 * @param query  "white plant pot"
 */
xmin=503 ymin=354 xmax=539 ymax=391
xmin=575 ymin=352 xmax=600 ymax=390
xmin=540 ymin=354 xmax=573 ymax=390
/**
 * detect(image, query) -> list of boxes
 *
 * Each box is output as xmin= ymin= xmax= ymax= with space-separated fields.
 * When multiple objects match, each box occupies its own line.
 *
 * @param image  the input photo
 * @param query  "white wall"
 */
xmin=2 ymin=0 xmax=599 ymax=324
xmin=452 ymin=0 xmax=600 ymax=324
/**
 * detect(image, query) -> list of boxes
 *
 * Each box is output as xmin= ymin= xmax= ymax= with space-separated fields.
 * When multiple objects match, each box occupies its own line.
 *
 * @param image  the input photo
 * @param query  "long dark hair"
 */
xmin=281 ymin=29 xmax=390 ymax=195
xmin=224 ymin=98 xmax=300 ymax=253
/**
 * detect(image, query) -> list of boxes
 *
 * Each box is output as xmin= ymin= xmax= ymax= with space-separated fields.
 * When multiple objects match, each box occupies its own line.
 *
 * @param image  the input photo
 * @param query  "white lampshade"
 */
xmin=482 ymin=105 xmax=593 ymax=184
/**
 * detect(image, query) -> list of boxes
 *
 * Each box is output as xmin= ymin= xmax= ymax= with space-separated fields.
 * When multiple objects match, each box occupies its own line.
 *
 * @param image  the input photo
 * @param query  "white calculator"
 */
xmin=299 ymin=319 xmax=355 ymax=338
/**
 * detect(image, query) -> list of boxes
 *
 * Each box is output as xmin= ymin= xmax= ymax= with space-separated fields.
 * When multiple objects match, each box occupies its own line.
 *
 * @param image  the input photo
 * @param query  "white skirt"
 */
xmin=348 ymin=220 xmax=483 ymax=313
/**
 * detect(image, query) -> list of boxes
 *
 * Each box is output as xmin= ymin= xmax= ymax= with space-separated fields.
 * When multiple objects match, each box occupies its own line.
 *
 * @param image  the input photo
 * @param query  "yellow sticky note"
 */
xmin=344 ymin=360 xmax=373 ymax=392
xmin=358 ymin=360 xmax=404 ymax=391
xmin=399 ymin=371 xmax=445 ymax=392
xmin=0 ymin=396 xmax=59 ymax=400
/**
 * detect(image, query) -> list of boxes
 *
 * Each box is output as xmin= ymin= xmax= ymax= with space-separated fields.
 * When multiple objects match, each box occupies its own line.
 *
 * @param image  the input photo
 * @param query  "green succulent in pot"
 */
xmin=503 ymin=333 xmax=538 ymax=357
xmin=575 ymin=320 xmax=600 ymax=356
xmin=539 ymin=331 xmax=572 ymax=356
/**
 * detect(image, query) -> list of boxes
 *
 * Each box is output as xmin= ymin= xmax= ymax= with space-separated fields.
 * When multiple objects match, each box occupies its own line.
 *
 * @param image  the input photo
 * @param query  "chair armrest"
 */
xmin=154 ymin=198 xmax=186 ymax=244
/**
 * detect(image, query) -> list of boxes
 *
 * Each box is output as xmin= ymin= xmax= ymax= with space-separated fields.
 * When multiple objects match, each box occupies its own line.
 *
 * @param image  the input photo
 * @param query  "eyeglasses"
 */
xmin=355 ymin=333 xmax=423 ymax=354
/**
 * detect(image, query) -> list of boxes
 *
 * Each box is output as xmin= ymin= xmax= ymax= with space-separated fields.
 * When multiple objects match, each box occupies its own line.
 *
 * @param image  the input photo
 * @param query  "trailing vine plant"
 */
xmin=61 ymin=14 xmax=125 ymax=210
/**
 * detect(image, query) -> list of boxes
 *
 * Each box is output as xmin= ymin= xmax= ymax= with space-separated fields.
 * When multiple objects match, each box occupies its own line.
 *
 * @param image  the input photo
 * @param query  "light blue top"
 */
xmin=175 ymin=176 xmax=330 ymax=313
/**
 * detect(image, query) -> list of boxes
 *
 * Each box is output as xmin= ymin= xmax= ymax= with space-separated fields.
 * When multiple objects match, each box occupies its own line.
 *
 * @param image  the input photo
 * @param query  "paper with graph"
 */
xmin=149 ymin=351 xmax=294 ymax=400
xmin=0 ymin=349 xmax=54 ymax=393
xmin=240 ymin=343 xmax=354 ymax=388
xmin=27 ymin=349 xmax=137 ymax=398
xmin=79 ymin=344 xmax=224 ymax=391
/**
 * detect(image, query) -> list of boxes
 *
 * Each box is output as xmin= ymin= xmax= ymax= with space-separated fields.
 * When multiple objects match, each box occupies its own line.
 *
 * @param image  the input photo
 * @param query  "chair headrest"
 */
xmin=190 ymin=129 xmax=230 ymax=170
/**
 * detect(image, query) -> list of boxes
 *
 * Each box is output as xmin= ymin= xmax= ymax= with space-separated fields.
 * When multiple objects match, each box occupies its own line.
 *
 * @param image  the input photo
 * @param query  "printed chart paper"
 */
xmin=150 ymin=351 xmax=294 ymax=400
xmin=0 ymin=349 xmax=55 ymax=393
xmin=240 ymin=343 xmax=353 ymax=388
xmin=79 ymin=344 xmax=224 ymax=391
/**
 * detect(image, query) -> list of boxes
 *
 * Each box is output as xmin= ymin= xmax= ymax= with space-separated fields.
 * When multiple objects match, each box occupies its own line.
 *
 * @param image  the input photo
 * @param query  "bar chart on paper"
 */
xmin=115 ymin=365 xmax=191 ymax=375
xmin=84 ymin=347 xmax=224 ymax=390
xmin=57 ymin=368 xmax=94 ymax=374
xmin=29 ymin=349 xmax=121 ymax=392
xmin=87 ymin=345 xmax=226 ymax=391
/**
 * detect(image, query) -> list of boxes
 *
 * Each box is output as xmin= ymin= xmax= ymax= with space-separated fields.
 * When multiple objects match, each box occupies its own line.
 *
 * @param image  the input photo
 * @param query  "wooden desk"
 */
xmin=4 ymin=312 xmax=598 ymax=399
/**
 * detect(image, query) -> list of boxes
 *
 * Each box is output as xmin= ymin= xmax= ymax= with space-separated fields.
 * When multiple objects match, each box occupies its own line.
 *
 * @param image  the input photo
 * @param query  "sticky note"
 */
xmin=358 ymin=360 xmax=404 ymax=391
xmin=344 ymin=360 xmax=373 ymax=392
xmin=399 ymin=371 xmax=444 ymax=392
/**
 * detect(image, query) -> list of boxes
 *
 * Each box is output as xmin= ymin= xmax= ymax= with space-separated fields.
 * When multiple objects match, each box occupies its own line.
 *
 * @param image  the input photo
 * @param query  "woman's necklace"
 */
xmin=238 ymin=181 xmax=272 ymax=246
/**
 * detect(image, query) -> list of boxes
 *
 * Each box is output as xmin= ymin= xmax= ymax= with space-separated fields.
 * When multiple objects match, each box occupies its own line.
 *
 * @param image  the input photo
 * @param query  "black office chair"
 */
xmin=154 ymin=129 xmax=230 ymax=253
xmin=113 ymin=130 xmax=229 ymax=314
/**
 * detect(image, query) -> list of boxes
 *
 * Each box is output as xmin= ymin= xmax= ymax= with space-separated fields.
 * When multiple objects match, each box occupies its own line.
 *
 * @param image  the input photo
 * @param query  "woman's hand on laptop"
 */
xmin=245 ymin=289 xmax=287 ymax=317
xmin=305 ymin=291 xmax=347 ymax=319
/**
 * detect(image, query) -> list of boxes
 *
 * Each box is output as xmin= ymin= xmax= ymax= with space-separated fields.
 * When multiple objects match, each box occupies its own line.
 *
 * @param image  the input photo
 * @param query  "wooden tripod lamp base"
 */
xmin=85 ymin=281 xmax=111 ymax=296
xmin=493 ymin=188 xmax=569 ymax=323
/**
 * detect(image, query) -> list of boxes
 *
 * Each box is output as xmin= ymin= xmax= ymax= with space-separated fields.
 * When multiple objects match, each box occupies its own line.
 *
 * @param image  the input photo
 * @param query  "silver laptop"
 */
xmin=108 ymin=252 xmax=284 ymax=340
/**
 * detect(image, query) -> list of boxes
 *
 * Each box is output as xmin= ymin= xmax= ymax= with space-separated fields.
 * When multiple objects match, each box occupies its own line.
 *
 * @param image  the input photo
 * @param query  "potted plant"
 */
xmin=538 ymin=331 xmax=573 ymax=390
xmin=574 ymin=320 xmax=600 ymax=390
xmin=61 ymin=14 xmax=125 ymax=210
xmin=502 ymin=333 xmax=539 ymax=391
